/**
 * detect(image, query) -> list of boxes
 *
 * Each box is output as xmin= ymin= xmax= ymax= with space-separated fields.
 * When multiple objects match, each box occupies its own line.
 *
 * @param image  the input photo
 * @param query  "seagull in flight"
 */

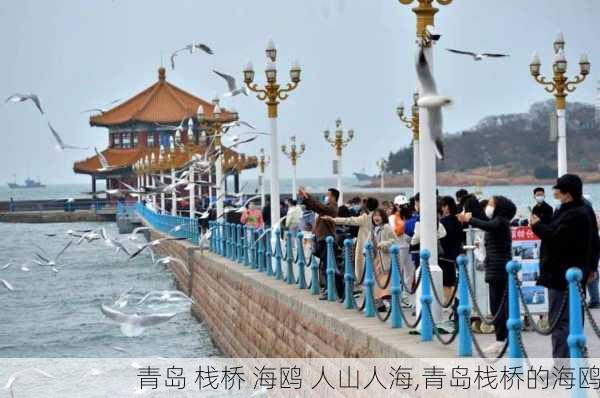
xmin=48 ymin=122 xmax=90 ymax=150
xmin=416 ymin=47 xmax=452 ymax=159
xmin=128 ymin=237 xmax=187 ymax=260
xmin=1 ymin=279 xmax=14 ymax=291
xmin=100 ymin=304 xmax=178 ymax=336
xmin=213 ymin=70 xmax=248 ymax=97
xmin=4 ymin=368 xmax=55 ymax=397
xmin=5 ymin=93 xmax=44 ymax=114
xmin=446 ymin=48 xmax=509 ymax=61
xmin=170 ymin=42 xmax=214 ymax=70
xmin=32 ymin=240 xmax=72 ymax=268
xmin=95 ymin=147 xmax=118 ymax=172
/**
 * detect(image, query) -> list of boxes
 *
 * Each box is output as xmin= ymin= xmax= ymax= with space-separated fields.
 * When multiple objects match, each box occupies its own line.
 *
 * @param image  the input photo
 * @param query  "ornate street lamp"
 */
xmin=530 ymin=33 xmax=590 ymax=176
xmin=324 ymin=118 xmax=354 ymax=205
xmin=281 ymin=136 xmax=306 ymax=200
xmin=397 ymin=91 xmax=420 ymax=194
xmin=244 ymin=39 xmax=302 ymax=226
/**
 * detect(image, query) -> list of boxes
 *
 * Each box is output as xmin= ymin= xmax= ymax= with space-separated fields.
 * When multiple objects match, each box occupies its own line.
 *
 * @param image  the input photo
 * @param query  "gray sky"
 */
xmin=1 ymin=0 xmax=599 ymax=184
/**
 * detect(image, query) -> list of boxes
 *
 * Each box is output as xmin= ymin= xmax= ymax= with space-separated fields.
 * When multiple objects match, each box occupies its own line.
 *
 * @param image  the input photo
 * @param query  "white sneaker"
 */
xmin=482 ymin=341 xmax=505 ymax=355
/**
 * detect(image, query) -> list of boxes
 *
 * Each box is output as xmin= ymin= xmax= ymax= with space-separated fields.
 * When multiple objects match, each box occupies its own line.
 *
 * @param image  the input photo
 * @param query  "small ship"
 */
xmin=8 ymin=176 xmax=46 ymax=189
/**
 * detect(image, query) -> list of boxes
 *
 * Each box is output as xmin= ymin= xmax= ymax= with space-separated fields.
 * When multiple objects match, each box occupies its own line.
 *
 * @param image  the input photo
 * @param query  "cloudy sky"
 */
xmin=1 ymin=0 xmax=599 ymax=184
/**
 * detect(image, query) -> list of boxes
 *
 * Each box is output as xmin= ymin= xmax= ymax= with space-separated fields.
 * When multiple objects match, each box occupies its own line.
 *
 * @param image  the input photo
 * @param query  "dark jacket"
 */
xmin=440 ymin=214 xmax=463 ymax=263
xmin=532 ymin=201 xmax=553 ymax=225
xmin=468 ymin=196 xmax=516 ymax=282
xmin=532 ymin=199 xmax=594 ymax=290
xmin=584 ymin=202 xmax=600 ymax=271
xmin=262 ymin=204 xmax=271 ymax=226
xmin=301 ymin=194 xmax=338 ymax=242
xmin=459 ymin=194 xmax=486 ymax=220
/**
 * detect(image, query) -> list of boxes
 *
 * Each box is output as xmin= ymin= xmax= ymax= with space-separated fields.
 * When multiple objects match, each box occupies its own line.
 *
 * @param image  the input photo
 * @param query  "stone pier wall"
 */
xmin=147 ymin=227 xmax=455 ymax=360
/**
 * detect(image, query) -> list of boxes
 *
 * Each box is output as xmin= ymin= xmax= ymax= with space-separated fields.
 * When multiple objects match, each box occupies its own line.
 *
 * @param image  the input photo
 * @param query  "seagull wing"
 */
xmin=446 ymin=48 xmax=477 ymax=57
xmin=1 ymin=279 xmax=14 ymax=291
xmin=213 ymin=70 xmax=237 ymax=92
xmin=195 ymin=43 xmax=214 ymax=55
xmin=47 ymin=122 xmax=65 ymax=148
xmin=128 ymin=244 xmax=149 ymax=260
xmin=137 ymin=312 xmax=177 ymax=327
xmin=100 ymin=304 xmax=131 ymax=323
xmin=416 ymin=47 xmax=437 ymax=96
xmin=170 ymin=52 xmax=177 ymax=70
xmin=29 ymin=94 xmax=44 ymax=114
xmin=132 ymin=226 xmax=149 ymax=234
xmin=481 ymin=53 xmax=510 ymax=58
xmin=4 ymin=368 xmax=55 ymax=389
xmin=54 ymin=240 xmax=73 ymax=261
xmin=428 ymin=107 xmax=444 ymax=159
xmin=239 ymin=121 xmax=256 ymax=130
xmin=95 ymin=147 xmax=110 ymax=169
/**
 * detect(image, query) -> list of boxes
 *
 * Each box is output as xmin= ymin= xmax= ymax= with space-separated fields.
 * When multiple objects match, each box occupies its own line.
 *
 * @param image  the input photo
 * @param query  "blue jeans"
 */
xmin=588 ymin=271 xmax=600 ymax=305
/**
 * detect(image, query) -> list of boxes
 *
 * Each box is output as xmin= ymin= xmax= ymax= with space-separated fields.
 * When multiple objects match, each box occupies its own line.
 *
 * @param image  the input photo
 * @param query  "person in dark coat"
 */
xmin=583 ymin=195 xmax=600 ymax=308
xmin=262 ymin=200 xmax=271 ymax=227
xmin=530 ymin=174 xmax=596 ymax=360
xmin=439 ymin=196 xmax=462 ymax=304
xmin=459 ymin=195 xmax=516 ymax=354
xmin=531 ymin=187 xmax=553 ymax=225
xmin=298 ymin=186 xmax=339 ymax=300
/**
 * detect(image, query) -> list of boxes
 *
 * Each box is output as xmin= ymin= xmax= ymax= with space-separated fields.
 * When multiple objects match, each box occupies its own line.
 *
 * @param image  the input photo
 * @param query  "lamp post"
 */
xmin=133 ymin=161 xmax=141 ymax=203
xmin=324 ymin=118 xmax=354 ymax=205
xmin=149 ymin=152 xmax=158 ymax=210
xmin=169 ymin=135 xmax=177 ymax=216
xmin=376 ymin=158 xmax=386 ymax=192
xmin=281 ymin=136 xmax=305 ymax=200
xmin=530 ymin=32 xmax=590 ymax=176
xmin=197 ymin=98 xmax=239 ymax=220
xmin=397 ymin=91 xmax=420 ymax=195
xmin=159 ymin=145 xmax=166 ymax=213
xmin=244 ymin=39 xmax=302 ymax=227
xmin=399 ymin=0 xmax=452 ymax=325
xmin=257 ymin=148 xmax=270 ymax=208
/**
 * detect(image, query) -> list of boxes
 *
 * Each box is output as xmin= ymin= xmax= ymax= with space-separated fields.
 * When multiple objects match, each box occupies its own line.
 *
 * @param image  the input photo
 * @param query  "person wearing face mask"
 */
xmin=531 ymin=187 xmax=553 ymax=225
xmin=529 ymin=174 xmax=597 ymax=362
xmin=458 ymin=195 xmax=516 ymax=354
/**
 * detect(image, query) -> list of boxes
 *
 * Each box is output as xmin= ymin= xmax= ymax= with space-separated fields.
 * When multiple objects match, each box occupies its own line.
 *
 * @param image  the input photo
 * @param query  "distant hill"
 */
xmin=385 ymin=100 xmax=600 ymax=180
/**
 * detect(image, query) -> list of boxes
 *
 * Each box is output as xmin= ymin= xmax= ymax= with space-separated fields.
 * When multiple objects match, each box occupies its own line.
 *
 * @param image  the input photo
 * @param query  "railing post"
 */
xmin=227 ymin=223 xmax=233 ymax=259
xmin=274 ymin=228 xmax=283 ymax=280
xmin=566 ymin=267 xmax=588 ymax=398
xmin=243 ymin=226 xmax=250 ymax=266
xmin=390 ymin=245 xmax=402 ymax=327
xmin=296 ymin=232 xmax=307 ymax=289
xmin=285 ymin=231 xmax=294 ymax=285
xmin=236 ymin=224 xmax=242 ymax=262
xmin=457 ymin=255 xmax=473 ymax=356
xmin=208 ymin=221 xmax=214 ymax=252
xmin=506 ymin=260 xmax=524 ymax=370
xmin=343 ymin=239 xmax=355 ymax=310
xmin=265 ymin=229 xmax=273 ymax=276
xmin=309 ymin=236 xmax=320 ymax=295
xmin=420 ymin=249 xmax=433 ymax=341
xmin=326 ymin=236 xmax=338 ymax=302
xmin=257 ymin=229 xmax=265 ymax=272
xmin=248 ymin=227 xmax=256 ymax=268
xmin=363 ymin=241 xmax=376 ymax=317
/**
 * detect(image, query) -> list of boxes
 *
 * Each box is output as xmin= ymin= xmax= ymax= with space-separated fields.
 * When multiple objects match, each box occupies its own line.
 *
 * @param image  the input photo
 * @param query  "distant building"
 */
xmin=73 ymin=67 xmax=256 ymax=198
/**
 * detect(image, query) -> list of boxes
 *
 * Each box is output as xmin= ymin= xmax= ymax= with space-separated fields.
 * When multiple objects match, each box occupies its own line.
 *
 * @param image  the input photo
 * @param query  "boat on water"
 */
xmin=353 ymin=169 xmax=375 ymax=181
xmin=8 ymin=176 xmax=46 ymax=189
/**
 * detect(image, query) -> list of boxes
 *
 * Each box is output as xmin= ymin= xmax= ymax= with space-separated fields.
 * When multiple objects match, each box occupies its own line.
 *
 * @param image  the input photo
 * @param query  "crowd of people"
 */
xmin=237 ymin=173 xmax=600 ymax=361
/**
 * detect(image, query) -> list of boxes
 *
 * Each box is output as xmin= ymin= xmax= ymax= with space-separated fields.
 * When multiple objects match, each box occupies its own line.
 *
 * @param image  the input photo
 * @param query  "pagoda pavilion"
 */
xmin=73 ymin=67 xmax=257 ymax=203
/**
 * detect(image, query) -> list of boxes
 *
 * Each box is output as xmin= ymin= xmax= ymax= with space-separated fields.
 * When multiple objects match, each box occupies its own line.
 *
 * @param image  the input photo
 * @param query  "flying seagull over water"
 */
xmin=416 ymin=47 xmax=452 ymax=159
xmin=5 ymin=93 xmax=44 ymax=114
xmin=1 ymin=279 xmax=14 ymax=291
xmin=128 ymin=237 xmax=186 ymax=260
xmin=446 ymin=48 xmax=509 ymax=61
xmin=155 ymin=257 xmax=190 ymax=276
xmin=213 ymin=70 xmax=248 ymax=97
xmin=100 ymin=304 xmax=178 ymax=336
xmin=170 ymin=42 xmax=214 ymax=70
xmin=4 ymin=368 xmax=55 ymax=397
xmin=32 ymin=240 xmax=72 ymax=267
xmin=48 ymin=122 xmax=90 ymax=150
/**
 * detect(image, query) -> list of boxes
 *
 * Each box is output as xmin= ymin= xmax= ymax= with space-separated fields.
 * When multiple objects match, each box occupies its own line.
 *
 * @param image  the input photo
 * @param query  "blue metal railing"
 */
xmin=136 ymin=203 xmax=198 ymax=245
xmin=142 ymin=217 xmax=596 ymax=376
